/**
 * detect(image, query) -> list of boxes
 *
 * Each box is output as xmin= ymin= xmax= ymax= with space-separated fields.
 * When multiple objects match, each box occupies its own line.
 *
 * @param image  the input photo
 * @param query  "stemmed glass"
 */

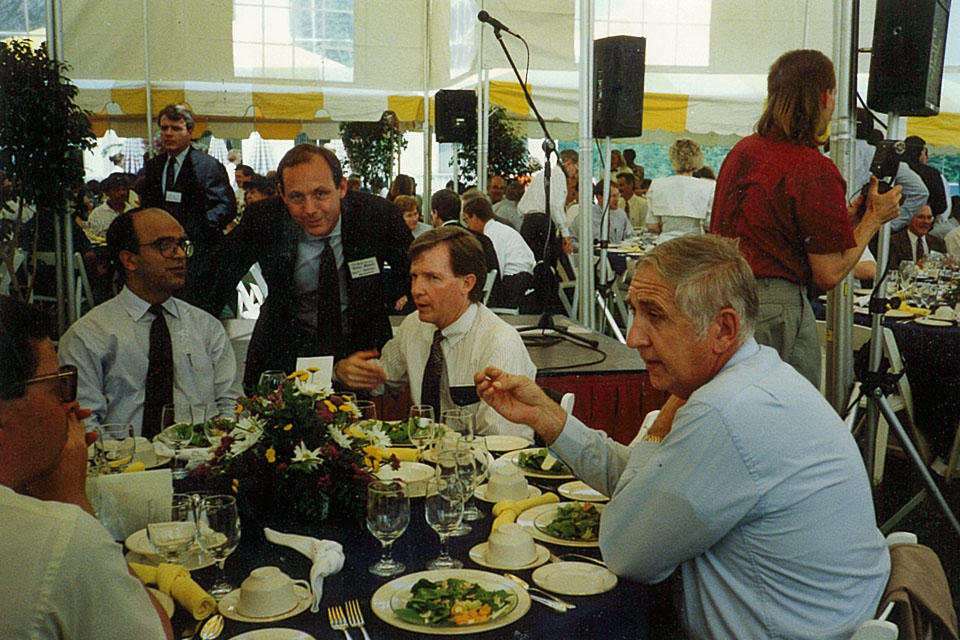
xmin=99 ymin=423 xmax=137 ymax=474
xmin=920 ymin=283 xmax=937 ymax=310
xmin=197 ymin=495 xmax=241 ymax=599
xmin=355 ymin=400 xmax=378 ymax=428
xmin=436 ymin=450 xmax=473 ymax=536
xmin=258 ymin=370 xmax=286 ymax=393
xmin=366 ymin=480 xmax=410 ymax=576
xmin=146 ymin=494 xmax=198 ymax=564
xmin=202 ymin=403 xmax=234 ymax=451
xmin=899 ymin=260 xmax=916 ymax=291
xmin=408 ymin=405 xmax=436 ymax=461
xmin=424 ymin=477 xmax=464 ymax=570
xmin=460 ymin=435 xmax=490 ymax=521
xmin=159 ymin=404 xmax=193 ymax=479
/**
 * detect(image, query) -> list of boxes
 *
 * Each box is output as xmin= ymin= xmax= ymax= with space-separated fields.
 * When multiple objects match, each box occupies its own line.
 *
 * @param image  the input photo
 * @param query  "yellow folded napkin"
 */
xmin=130 ymin=562 xmax=217 ymax=620
xmin=897 ymin=300 xmax=931 ymax=316
xmin=122 ymin=461 xmax=146 ymax=473
xmin=491 ymin=492 xmax=560 ymax=533
xmin=491 ymin=509 xmax=516 ymax=533
xmin=385 ymin=447 xmax=420 ymax=462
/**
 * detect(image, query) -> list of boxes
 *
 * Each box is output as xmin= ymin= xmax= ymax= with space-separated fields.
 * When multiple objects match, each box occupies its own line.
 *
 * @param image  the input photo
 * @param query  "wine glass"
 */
xmin=197 ymin=495 xmax=241 ymax=599
xmin=258 ymin=370 xmax=286 ymax=393
xmin=460 ymin=435 xmax=490 ymax=522
xmin=435 ymin=450 xmax=472 ymax=536
xmin=202 ymin=403 xmax=234 ymax=452
xmin=146 ymin=494 xmax=198 ymax=564
xmin=366 ymin=480 xmax=410 ymax=576
xmin=159 ymin=404 xmax=192 ymax=479
xmin=86 ymin=426 xmax=106 ymax=476
xmin=920 ymin=283 xmax=936 ymax=310
xmin=355 ymin=400 xmax=378 ymax=428
xmin=899 ymin=260 xmax=915 ymax=290
xmin=99 ymin=423 xmax=136 ymax=474
xmin=407 ymin=405 xmax=436 ymax=461
xmin=424 ymin=477 xmax=464 ymax=570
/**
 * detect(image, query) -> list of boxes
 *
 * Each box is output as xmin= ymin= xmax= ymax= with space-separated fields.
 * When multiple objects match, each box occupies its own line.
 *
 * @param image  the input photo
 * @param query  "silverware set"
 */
xmin=328 ymin=599 xmax=371 ymax=640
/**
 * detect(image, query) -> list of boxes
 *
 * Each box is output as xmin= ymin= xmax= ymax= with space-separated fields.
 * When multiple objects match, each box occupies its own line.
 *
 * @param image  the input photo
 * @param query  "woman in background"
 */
xmin=646 ymin=138 xmax=715 ymax=243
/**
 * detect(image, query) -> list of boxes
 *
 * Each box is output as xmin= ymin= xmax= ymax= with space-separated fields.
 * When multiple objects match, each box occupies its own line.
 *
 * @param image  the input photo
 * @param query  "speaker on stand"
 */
xmin=594 ymin=36 xmax=646 ymax=139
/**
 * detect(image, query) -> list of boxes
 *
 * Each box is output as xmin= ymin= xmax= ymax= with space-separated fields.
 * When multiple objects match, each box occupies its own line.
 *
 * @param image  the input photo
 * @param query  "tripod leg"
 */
xmin=873 ymin=390 xmax=960 ymax=538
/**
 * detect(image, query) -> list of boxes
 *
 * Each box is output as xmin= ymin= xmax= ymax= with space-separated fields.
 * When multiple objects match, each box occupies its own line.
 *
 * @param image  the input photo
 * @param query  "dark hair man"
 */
xmin=335 ymin=226 xmax=535 ymax=441
xmin=616 ymin=171 xmax=648 ymax=229
xmin=463 ymin=197 xmax=535 ymax=310
xmin=0 ymin=296 xmax=174 ymax=639
xmin=430 ymin=188 xmax=500 ymax=281
xmin=139 ymin=104 xmax=236 ymax=311
xmin=711 ymin=50 xmax=901 ymax=385
xmin=476 ymin=234 xmax=889 ymax=640
xmin=210 ymin=143 xmax=413 ymax=387
xmin=903 ymin=135 xmax=950 ymax=221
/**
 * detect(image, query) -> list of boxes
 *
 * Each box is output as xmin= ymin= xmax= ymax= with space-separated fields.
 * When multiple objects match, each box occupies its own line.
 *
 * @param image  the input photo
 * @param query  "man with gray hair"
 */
xmin=476 ymin=234 xmax=889 ymax=639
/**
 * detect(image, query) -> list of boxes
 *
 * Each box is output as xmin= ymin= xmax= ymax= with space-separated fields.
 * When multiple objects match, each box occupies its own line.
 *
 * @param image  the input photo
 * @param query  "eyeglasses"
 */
xmin=23 ymin=365 xmax=78 ymax=403
xmin=139 ymin=237 xmax=194 ymax=258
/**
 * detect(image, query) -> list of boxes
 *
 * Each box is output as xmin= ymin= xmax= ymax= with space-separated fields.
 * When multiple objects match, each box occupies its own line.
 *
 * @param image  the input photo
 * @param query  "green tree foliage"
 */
xmin=339 ymin=113 xmax=407 ymax=193
xmin=452 ymin=105 xmax=539 ymax=186
xmin=0 ymin=39 xmax=95 ymax=300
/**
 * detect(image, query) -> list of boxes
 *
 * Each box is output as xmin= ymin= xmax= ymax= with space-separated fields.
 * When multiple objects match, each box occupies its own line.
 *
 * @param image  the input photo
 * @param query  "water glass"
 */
xmin=197 ymin=495 xmax=241 ymax=599
xmin=460 ymin=435 xmax=490 ymax=521
xmin=435 ymin=451 xmax=473 ymax=535
xmin=147 ymin=494 xmax=198 ymax=563
xmin=366 ymin=480 xmax=410 ymax=576
xmin=99 ymin=423 xmax=136 ymax=474
xmin=408 ymin=405 xmax=436 ymax=461
xmin=258 ymin=370 xmax=286 ymax=394
xmin=355 ymin=400 xmax=378 ymax=428
xmin=160 ymin=404 xmax=192 ymax=479
xmin=424 ymin=477 xmax=464 ymax=570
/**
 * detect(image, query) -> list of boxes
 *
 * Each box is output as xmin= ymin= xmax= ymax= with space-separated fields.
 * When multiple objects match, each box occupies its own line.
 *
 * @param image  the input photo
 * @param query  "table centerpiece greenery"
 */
xmin=195 ymin=369 xmax=400 ymax=528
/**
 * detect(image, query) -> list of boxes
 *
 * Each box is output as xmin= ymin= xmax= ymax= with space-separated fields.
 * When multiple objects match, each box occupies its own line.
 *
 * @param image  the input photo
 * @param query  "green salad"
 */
xmin=394 ymin=578 xmax=514 ymax=626
xmin=515 ymin=448 xmax=571 ymax=475
xmin=383 ymin=420 xmax=411 ymax=445
xmin=540 ymin=502 xmax=600 ymax=541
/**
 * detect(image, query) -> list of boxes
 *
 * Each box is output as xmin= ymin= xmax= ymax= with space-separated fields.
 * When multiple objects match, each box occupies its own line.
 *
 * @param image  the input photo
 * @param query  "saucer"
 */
xmin=124 ymin=529 xmax=215 ymax=570
xmin=885 ymin=309 xmax=914 ymax=318
xmin=474 ymin=483 xmax=541 ymax=504
xmin=483 ymin=435 xmax=533 ymax=452
xmin=218 ymin=584 xmax=312 ymax=623
xmin=469 ymin=542 xmax=550 ymax=570
xmin=915 ymin=317 xmax=953 ymax=327
xmin=558 ymin=481 xmax=609 ymax=502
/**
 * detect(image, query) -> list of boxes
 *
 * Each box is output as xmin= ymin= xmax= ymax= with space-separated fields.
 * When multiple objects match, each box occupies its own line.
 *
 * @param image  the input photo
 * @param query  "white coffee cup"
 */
xmin=934 ymin=305 xmax=956 ymax=322
xmin=238 ymin=566 xmax=310 ymax=618
xmin=486 ymin=464 xmax=528 ymax=502
xmin=487 ymin=523 xmax=537 ymax=567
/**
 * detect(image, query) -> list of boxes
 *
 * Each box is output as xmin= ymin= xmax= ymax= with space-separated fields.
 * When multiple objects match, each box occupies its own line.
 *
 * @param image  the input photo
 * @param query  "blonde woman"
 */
xmin=645 ymin=138 xmax=715 ymax=243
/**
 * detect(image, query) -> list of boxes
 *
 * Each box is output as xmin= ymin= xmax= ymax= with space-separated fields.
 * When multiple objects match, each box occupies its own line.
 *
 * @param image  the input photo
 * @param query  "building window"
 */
xmin=0 ymin=0 xmax=46 ymax=39
xmin=577 ymin=0 xmax=711 ymax=67
xmin=233 ymin=0 xmax=354 ymax=82
xmin=449 ymin=0 xmax=478 ymax=79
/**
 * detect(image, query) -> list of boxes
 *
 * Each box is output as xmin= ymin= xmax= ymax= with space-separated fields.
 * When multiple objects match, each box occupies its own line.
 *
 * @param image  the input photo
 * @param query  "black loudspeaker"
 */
xmin=594 ymin=36 xmax=646 ymax=139
xmin=867 ymin=0 xmax=951 ymax=116
xmin=435 ymin=90 xmax=476 ymax=143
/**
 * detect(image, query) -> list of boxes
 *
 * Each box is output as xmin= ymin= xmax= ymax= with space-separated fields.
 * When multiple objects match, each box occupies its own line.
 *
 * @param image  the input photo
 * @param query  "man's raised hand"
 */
xmin=334 ymin=350 xmax=387 ymax=390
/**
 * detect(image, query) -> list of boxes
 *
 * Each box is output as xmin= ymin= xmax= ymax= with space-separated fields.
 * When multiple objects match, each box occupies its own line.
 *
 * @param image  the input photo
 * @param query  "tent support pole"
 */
xmin=422 ymin=0 xmax=431 ymax=221
xmin=576 ymin=0 xmax=596 ymax=329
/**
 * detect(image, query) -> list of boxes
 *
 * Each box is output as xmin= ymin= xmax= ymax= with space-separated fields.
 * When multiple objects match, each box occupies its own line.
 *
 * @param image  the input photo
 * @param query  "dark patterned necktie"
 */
xmin=420 ymin=329 xmax=444 ymax=418
xmin=916 ymin=236 xmax=925 ymax=262
xmin=165 ymin=156 xmax=176 ymax=195
xmin=143 ymin=304 xmax=173 ymax=438
xmin=316 ymin=239 xmax=342 ymax=354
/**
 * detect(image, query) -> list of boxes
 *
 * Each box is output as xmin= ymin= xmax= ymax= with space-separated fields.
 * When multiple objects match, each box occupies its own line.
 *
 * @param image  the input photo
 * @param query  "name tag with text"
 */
xmin=348 ymin=256 xmax=380 ymax=279
xmin=165 ymin=191 xmax=182 ymax=203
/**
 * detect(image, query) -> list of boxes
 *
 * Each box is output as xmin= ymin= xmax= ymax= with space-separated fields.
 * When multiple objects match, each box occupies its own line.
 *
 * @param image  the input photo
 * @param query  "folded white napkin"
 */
xmin=92 ymin=469 xmax=173 ymax=539
xmin=263 ymin=528 xmax=344 ymax=612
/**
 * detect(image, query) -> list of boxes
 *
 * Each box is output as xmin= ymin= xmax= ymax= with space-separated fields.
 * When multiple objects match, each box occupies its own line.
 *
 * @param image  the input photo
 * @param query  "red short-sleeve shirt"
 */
xmin=710 ymin=133 xmax=856 ymax=284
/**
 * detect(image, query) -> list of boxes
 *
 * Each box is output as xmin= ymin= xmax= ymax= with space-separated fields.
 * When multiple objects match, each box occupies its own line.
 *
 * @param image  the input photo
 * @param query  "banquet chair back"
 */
xmin=72 ymin=251 xmax=95 ymax=318
xmin=482 ymin=269 xmax=498 ymax=306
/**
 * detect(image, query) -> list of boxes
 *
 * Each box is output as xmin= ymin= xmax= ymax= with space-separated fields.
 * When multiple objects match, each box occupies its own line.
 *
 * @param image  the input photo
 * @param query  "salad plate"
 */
xmin=558 ymin=480 xmax=609 ymax=503
xmin=228 ymin=630 xmax=314 ymax=640
xmin=124 ymin=529 xmax=215 ymax=570
xmin=380 ymin=420 xmax=414 ymax=446
xmin=371 ymin=569 xmax=530 ymax=635
xmin=531 ymin=562 xmax=617 ymax=596
xmin=482 ymin=435 xmax=532 ymax=452
xmin=915 ymin=316 xmax=953 ymax=327
xmin=498 ymin=449 xmax=574 ymax=479
xmin=516 ymin=502 xmax=602 ymax=548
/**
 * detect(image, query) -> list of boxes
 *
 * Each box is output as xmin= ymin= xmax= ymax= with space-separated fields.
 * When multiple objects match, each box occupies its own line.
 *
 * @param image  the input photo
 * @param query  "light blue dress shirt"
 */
xmin=550 ymin=338 xmax=890 ymax=640
xmin=58 ymin=287 xmax=242 ymax=436
xmin=293 ymin=216 xmax=349 ymax=330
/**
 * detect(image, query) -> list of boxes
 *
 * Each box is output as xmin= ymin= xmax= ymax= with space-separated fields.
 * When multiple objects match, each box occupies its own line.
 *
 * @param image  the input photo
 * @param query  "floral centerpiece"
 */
xmin=195 ymin=369 xmax=400 ymax=528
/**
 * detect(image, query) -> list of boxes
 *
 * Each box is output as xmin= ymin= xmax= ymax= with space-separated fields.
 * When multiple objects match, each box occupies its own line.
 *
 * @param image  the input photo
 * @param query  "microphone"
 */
xmin=477 ymin=10 xmax=516 ymax=36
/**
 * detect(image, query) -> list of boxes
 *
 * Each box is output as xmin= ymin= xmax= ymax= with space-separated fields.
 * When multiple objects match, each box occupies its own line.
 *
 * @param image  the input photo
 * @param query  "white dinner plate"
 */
xmin=468 ymin=542 xmax=550 ymax=571
xmin=531 ymin=562 xmax=617 ymax=596
xmin=148 ymin=588 xmax=175 ymax=618
xmin=497 ymin=449 xmax=574 ymax=480
xmin=516 ymin=502 xmax=602 ymax=548
xmin=124 ymin=529 xmax=215 ymax=570
xmin=915 ymin=316 xmax=953 ymax=327
xmin=218 ymin=585 xmax=312 ymax=623
xmin=885 ymin=309 xmax=914 ymax=318
xmin=370 ymin=569 xmax=530 ymax=635
xmin=375 ymin=461 xmax=434 ymax=497
xmin=483 ymin=435 xmax=533 ymax=452
xmin=473 ymin=483 xmax=541 ymax=504
xmin=557 ymin=481 xmax=609 ymax=502
xmin=228 ymin=630 xmax=315 ymax=640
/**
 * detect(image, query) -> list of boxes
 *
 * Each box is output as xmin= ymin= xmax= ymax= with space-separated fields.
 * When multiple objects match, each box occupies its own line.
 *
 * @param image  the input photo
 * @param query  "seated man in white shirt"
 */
xmin=570 ymin=180 xmax=635 ymax=249
xmin=335 ymin=225 xmax=536 ymax=441
xmin=476 ymin=234 xmax=890 ymax=640
xmin=59 ymin=208 xmax=241 ymax=438
xmin=0 ymin=295 xmax=172 ymax=639
xmin=87 ymin=173 xmax=134 ymax=236
xmin=462 ymin=197 xmax=535 ymax=310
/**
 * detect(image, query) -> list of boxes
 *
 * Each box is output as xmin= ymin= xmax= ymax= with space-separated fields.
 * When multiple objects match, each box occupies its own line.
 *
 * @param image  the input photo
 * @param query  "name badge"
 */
xmin=348 ymin=256 xmax=380 ymax=279
xmin=165 ymin=190 xmax=182 ymax=203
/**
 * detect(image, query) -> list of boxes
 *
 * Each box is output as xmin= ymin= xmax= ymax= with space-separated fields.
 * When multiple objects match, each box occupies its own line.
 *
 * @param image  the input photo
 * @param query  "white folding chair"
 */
xmin=73 ymin=251 xmax=96 ymax=318
xmin=481 ymin=269 xmax=498 ymax=306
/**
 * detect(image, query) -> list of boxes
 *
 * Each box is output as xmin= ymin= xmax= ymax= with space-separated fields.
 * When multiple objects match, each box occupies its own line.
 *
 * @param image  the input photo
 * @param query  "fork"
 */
xmin=327 ymin=605 xmax=354 ymax=640
xmin=345 ymin=599 xmax=372 ymax=640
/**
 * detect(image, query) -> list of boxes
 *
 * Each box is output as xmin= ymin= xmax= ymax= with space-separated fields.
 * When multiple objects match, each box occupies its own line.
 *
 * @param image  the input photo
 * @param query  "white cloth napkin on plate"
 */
xmin=263 ymin=528 xmax=344 ymax=612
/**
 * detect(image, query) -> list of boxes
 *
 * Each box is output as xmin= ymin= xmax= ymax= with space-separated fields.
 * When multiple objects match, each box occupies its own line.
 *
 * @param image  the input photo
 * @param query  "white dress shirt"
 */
xmin=907 ymin=230 xmax=931 ymax=261
xmin=482 ymin=219 xmax=535 ymax=276
xmin=518 ymin=165 xmax=571 ymax=237
xmin=59 ymin=286 xmax=241 ymax=435
xmin=87 ymin=201 xmax=134 ymax=235
xmin=646 ymin=175 xmax=715 ymax=243
xmin=376 ymin=303 xmax=536 ymax=441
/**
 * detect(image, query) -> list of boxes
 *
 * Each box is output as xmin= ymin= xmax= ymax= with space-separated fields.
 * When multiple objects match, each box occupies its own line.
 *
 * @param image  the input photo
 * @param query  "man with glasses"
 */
xmin=59 ymin=208 xmax=241 ymax=437
xmin=0 ymin=295 xmax=173 ymax=639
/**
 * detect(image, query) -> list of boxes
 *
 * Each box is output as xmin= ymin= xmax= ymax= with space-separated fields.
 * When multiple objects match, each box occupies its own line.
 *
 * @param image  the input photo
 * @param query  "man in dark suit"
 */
xmin=213 ymin=144 xmax=413 ymax=387
xmin=430 ymin=188 xmax=499 ymax=286
xmin=888 ymin=204 xmax=946 ymax=271
xmin=140 ymin=105 xmax=236 ymax=311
